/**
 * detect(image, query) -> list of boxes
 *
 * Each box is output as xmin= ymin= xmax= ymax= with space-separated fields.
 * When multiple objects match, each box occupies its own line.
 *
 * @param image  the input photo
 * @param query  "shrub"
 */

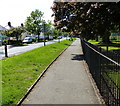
xmin=8 ymin=39 xmax=22 ymax=45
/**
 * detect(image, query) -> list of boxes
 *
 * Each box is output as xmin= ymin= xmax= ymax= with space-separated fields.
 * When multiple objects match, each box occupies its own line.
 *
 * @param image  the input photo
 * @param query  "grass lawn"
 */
xmin=108 ymin=72 xmax=120 ymax=91
xmin=88 ymin=39 xmax=120 ymax=51
xmin=1 ymin=39 xmax=74 ymax=105
xmin=88 ymin=40 xmax=99 ymax=45
xmin=100 ymin=46 xmax=120 ymax=51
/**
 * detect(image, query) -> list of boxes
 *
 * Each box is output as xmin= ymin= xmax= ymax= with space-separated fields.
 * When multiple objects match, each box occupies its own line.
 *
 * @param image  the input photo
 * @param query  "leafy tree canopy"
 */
xmin=51 ymin=1 xmax=120 ymax=43
xmin=2 ymin=26 xmax=24 ymax=38
xmin=25 ymin=9 xmax=44 ymax=35
xmin=44 ymin=20 xmax=53 ymax=36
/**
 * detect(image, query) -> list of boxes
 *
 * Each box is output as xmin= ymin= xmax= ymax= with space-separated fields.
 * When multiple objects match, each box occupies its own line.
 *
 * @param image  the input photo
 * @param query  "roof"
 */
xmin=0 ymin=25 xmax=6 ymax=31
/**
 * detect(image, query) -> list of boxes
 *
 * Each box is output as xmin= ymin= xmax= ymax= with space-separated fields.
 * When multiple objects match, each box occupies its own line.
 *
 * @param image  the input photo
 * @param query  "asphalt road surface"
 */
xmin=22 ymin=39 xmax=101 ymax=104
xmin=0 ymin=38 xmax=67 ymax=60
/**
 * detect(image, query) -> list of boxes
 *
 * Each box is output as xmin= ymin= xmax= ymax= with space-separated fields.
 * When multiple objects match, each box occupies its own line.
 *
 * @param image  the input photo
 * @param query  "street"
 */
xmin=0 ymin=38 xmax=67 ymax=60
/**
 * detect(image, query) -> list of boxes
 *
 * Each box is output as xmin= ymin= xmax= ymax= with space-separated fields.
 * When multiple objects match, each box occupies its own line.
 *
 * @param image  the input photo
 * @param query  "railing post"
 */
xmin=99 ymin=47 xmax=102 ymax=93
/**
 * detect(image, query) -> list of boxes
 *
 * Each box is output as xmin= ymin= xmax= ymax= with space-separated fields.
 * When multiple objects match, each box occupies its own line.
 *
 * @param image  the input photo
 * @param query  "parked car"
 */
xmin=35 ymin=35 xmax=48 ymax=40
xmin=22 ymin=37 xmax=35 ymax=43
xmin=35 ymin=35 xmax=44 ymax=40
xmin=49 ymin=35 xmax=53 ymax=40
xmin=57 ymin=36 xmax=63 ymax=39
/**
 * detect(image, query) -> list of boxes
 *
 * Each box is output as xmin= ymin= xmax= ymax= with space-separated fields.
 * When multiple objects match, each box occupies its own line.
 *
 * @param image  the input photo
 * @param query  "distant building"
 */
xmin=111 ymin=33 xmax=120 ymax=36
xmin=0 ymin=25 xmax=6 ymax=31
xmin=0 ymin=25 xmax=8 ymax=42
xmin=0 ymin=25 xmax=6 ymax=37
xmin=21 ymin=31 xmax=30 ymax=40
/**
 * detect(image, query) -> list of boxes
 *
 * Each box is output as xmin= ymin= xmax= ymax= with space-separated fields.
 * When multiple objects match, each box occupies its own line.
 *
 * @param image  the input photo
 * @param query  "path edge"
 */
xmin=82 ymin=60 xmax=105 ymax=104
xmin=17 ymin=40 xmax=75 ymax=106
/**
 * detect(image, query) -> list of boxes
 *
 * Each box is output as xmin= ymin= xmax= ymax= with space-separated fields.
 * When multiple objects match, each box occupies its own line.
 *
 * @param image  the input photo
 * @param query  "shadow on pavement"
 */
xmin=71 ymin=54 xmax=84 ymax=61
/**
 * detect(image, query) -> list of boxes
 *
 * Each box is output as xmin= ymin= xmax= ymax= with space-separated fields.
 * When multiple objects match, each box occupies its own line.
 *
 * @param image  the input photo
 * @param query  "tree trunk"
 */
xmin=37 ymin=32 xmax=40 ymax=42
xmin=16 ymin=35 xmax=19 ymax=42
xmin=102 ymin=31 xmax=111 ymax=44
xmin=95 ymin=36 xmax=98 ymax=42
xmin=38 ymin=35 xmax=40 ymax=42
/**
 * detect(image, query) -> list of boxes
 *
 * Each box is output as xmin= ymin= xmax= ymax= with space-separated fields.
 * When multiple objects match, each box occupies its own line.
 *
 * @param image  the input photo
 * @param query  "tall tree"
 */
xmin=45 ymin=20 xmax=53 ymax=37
xmin=25 ymin=9 xmax=44 ymax=42
xmin=51 ymin=1 xmax=120 ymax=43
xmin=2 ymin=27 xmax=24 ymax=41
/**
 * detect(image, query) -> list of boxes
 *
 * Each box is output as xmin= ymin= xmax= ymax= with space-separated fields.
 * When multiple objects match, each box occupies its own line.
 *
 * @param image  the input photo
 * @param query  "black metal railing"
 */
xmin=81 ymin=39 xmax=120 ymax=106
xmin=101 ymin=48 xmax=120 ymax=64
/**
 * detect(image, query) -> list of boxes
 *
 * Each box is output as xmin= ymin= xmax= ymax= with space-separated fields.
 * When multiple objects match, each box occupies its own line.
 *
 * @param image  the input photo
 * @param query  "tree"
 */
xmin=2 ymin=26 xmax=25 ymax=41
xmin=45 ymin=20 xmax=53 ymax=37
xmin=51 ymin=28 xmax=58 ymax=38
xmin=12 ymin=27 xmax=25 ymax=41
xmin=25 ymin=9 xmax=44 ymax=42
xmin=51 ymin=1 xmax=120 ymax=43
xmin=8 ymin=22 xmax=12 ymax=28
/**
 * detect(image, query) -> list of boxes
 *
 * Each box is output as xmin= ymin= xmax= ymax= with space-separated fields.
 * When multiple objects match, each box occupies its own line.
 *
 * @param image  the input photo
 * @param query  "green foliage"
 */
xmin=24 ymin=9 xmax=68 ymax=40
xmin=108 ymin=72 xmax=120 ymax=90
xmin=51 ymin=28 xmax=58 ymax=38
xmin=88 ymin=39 xmax=120 ymax=51
xmin=2 ymin=27 xmax=25 ymax=39
xmin=51 ymin=2 xmax=120 ymax=43
xmin=2 ymin=30 xmax=10 ymax=37
xmin=88 ymin=40 xmax=99 ymax=45
xmin=100 ymin=46 xmax=120 ymax=51
xmin=25 ymin=9 xmax=44 ymax=35
xmin=8 ymin=39 xmax=23 ymax=46
xmin=45 ymin=20 xmax=53 ymax=36
xmin=2 ymin=40 xmax=74 ymax=105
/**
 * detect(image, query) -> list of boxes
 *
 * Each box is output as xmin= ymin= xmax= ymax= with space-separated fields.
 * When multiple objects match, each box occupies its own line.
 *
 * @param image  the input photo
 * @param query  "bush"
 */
xmin=8 ymin=39 xmax=22 ymax=45
xmin=111 ymin=37 xmax=117 ymax=40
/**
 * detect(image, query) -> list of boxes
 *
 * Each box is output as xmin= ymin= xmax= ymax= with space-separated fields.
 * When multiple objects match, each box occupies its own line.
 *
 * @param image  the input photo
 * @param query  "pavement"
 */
xmin=22 ymin=38 xmax=102 ymax=104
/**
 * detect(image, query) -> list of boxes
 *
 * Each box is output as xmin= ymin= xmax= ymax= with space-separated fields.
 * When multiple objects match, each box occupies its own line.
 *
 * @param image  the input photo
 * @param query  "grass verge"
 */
xmin=0 ymin=60 xmax=2 ymax=106
xmin=88 ymin=40 xmax=120 ymax=51
xmin=88 ymin=40 xmax=99 ymax=45
xmin=2 ymin=39 xmax=74 ymax=105
xmin=100 ymin=46 xmax=120 ymax=51
xmin=108 ymin=72 xmax=120 ymax=90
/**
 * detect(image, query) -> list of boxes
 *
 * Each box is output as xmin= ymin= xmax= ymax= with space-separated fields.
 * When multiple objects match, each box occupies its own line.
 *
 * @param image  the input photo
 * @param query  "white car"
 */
xmin=57 ymin=36 xmax=63 ymax=39
xmin=22 ymin=37 xmax=33 ymax=43
xmin=49 ymin=35 xmax=53 ymax=40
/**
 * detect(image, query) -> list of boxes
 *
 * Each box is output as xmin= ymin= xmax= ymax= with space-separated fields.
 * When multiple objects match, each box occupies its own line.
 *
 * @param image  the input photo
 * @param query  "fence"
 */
xmin=81 ymin=39 xmax=120 ymax=106
xmin=101 ymin=48 xmax=120 ymax=64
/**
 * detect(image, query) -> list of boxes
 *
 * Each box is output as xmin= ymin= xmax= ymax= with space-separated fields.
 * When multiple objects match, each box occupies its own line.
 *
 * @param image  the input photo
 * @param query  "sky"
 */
xmin=0 ymin=0 xmax=54 ymax=27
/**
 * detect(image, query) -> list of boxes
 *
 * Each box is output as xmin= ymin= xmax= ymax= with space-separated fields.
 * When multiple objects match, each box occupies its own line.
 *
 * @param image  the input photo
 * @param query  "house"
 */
xmin=0 ymin=25 xmax=6 ymax=37
xmin=0 ymin=25 xmax=6 ymax=31
xmin=21 ymin=31 xmax=30 ymax=40
xmin=0 ymin=25 xmax=8 ymax=43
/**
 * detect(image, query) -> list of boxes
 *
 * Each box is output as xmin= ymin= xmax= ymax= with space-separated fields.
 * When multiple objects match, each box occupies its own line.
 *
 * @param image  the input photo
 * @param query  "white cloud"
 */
xmin=0 ymin=0 xmax=54 ymax=27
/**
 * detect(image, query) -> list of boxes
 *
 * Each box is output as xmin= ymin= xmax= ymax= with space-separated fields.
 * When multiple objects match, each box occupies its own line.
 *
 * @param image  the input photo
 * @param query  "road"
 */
xmin=0 ymin=38 xmax=67 ymax=60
